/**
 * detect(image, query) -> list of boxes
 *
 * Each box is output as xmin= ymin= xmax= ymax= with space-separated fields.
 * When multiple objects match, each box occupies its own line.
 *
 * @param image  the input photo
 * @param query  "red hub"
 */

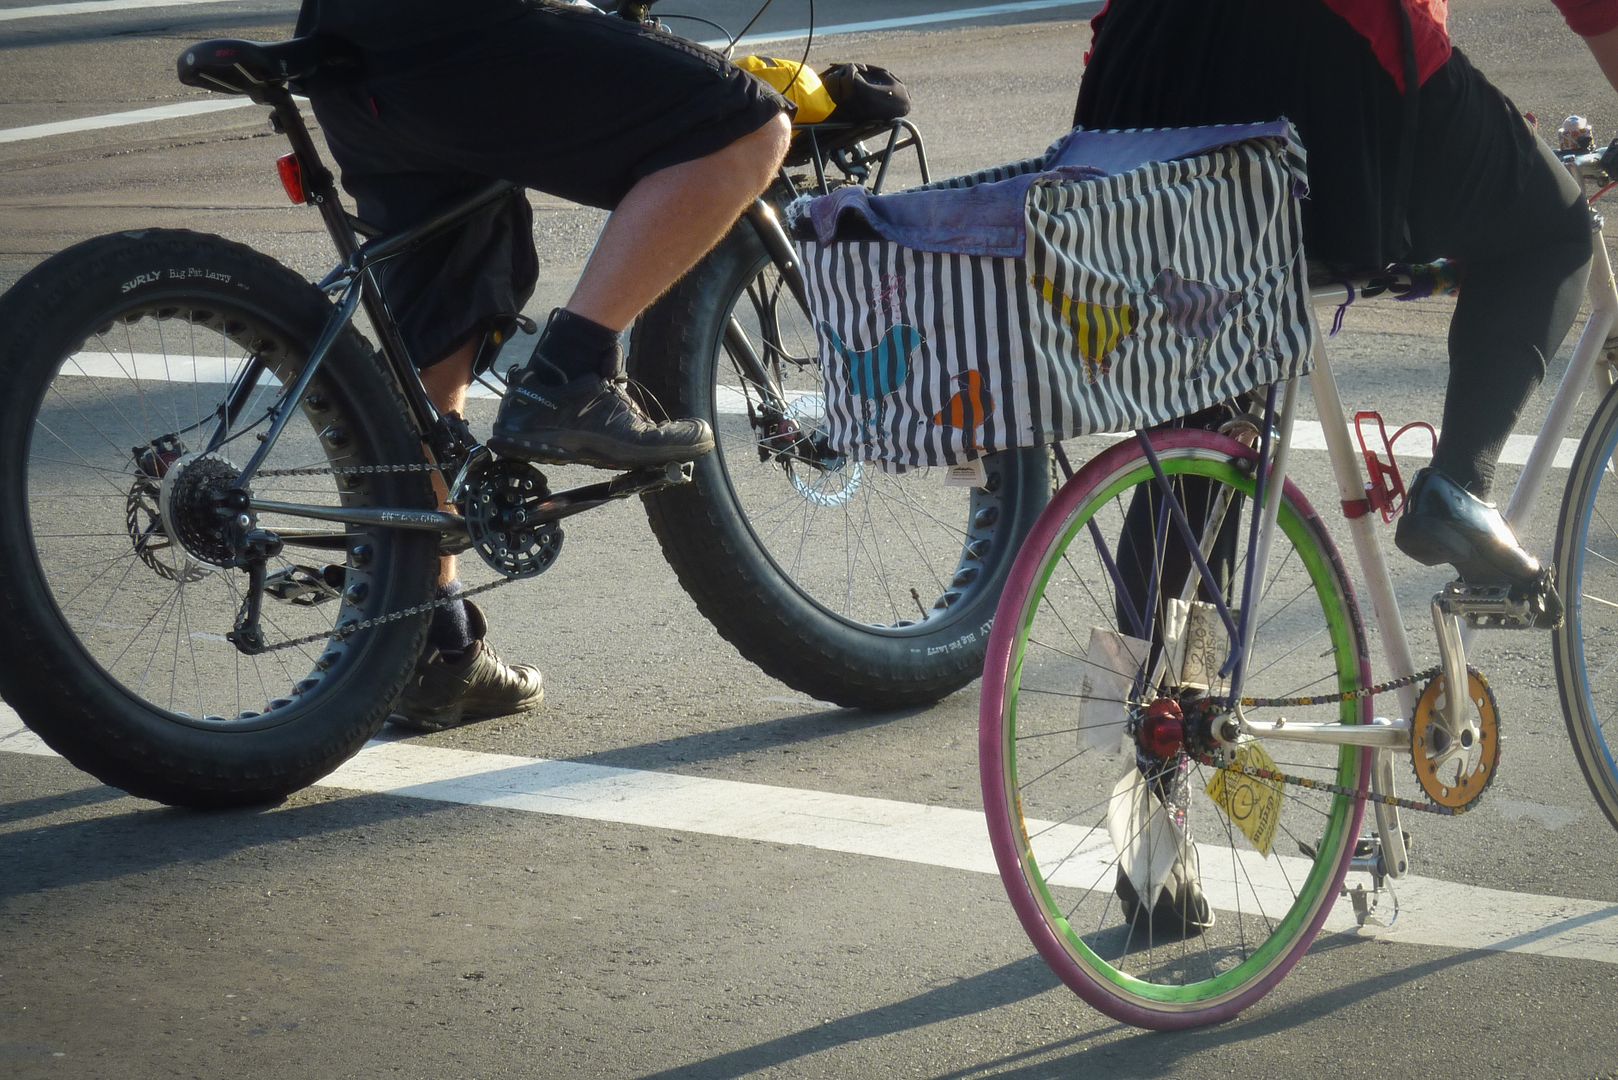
xmin=1139 ymin=699 xmax=1186 ymax=759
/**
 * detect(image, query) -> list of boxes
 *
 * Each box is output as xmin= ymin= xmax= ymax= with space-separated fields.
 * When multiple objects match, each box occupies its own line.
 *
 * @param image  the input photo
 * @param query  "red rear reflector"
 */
xmin=275 ymin=153 xmax=307 ymax=205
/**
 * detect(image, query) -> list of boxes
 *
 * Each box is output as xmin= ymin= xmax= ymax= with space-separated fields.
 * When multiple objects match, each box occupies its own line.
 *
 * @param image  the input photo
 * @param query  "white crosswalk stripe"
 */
xmin=5 ymin=702 xmax=1616 ymax=964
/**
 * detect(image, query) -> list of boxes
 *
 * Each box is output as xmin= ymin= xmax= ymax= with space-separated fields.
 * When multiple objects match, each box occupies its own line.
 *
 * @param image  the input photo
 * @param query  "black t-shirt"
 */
xmin=295 ymin=0 xmax=532 ymax=50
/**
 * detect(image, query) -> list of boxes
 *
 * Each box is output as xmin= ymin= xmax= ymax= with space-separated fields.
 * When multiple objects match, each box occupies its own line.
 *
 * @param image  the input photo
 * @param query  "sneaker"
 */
xmin=1115 ymin=864 xmax=1215 ymax=938
xmin=389 ymin=601 xmax=543 ymax=732
xmin=1394 ymin=468 xmax=1542 ymax=586
xmin=488 ymin=368 xmax=714 ymax=470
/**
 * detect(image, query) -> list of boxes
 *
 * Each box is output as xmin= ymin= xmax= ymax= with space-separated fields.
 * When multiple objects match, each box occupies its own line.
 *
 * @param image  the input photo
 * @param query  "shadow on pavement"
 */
xmin=633 ymin=955 xmax=1069 ymax=1080
xmin=556 ymin=705 xmax=932 ymax=774
xmin=0 ymin=782 xmax=455 ymax=901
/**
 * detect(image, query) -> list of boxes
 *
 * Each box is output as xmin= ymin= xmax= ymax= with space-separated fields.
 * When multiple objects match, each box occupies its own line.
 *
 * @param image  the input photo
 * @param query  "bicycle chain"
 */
xmin=259 ymin=576 xmax=515 ymax=655
xmin=1208 ymin=663 xmax=1465 ymax=816
xmin=1192 ymin=751 xmax=1467 ymax=816
xmin=1237 ymin=665 xmax=1441 ymax=709
xmin=240 ymin=459 xmax=523 ymax=654
xmin=255 ymin=462 xmax=442 ymax=478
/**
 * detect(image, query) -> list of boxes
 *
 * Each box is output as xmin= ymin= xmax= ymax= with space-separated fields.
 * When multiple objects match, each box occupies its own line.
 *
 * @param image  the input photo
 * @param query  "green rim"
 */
xmin=1004 ymin=451 xmax=1363 ymax=1008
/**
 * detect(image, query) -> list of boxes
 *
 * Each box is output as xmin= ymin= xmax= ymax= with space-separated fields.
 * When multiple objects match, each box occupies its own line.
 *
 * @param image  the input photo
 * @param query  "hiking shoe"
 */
xmin=1115 ymin=864 xmax=1215 ymax=938
xmin=488 ymin=368 xmax=713 ymax=469
xmin=389 ymin=601 xmax=543 ymax=732
xmin=1394 ymin=468 xmax=1543 ymax=586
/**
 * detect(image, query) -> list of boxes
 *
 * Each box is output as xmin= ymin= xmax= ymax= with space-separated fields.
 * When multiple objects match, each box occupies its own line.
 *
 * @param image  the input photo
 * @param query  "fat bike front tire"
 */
xmin=630 ymin=219 xmax=1049 ymax=710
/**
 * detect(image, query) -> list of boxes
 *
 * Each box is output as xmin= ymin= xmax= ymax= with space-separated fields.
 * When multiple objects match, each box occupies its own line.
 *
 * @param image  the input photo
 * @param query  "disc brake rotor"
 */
xmin=780 ymin=394 xmax=861 ymax=508
xmin=1410 ymin=669 xmax=1500 ymax=810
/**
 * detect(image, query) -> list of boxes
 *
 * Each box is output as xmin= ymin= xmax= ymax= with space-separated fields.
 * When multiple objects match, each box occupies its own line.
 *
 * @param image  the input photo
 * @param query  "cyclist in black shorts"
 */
xmin=294 ymin=0 xmax=791 ymax=728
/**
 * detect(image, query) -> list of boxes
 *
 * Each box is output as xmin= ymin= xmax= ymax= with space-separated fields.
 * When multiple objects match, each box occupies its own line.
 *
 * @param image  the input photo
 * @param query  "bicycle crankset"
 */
xmin=460 ymin=458 xmax=564 ymax=579
xmin=1410 ymin=668 xmax=1501 ymax=810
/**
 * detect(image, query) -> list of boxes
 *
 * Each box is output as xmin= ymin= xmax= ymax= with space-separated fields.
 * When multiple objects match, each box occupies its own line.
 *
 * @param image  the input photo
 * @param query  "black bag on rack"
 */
xmin=820 ymin=63 xmax=912 ymax=125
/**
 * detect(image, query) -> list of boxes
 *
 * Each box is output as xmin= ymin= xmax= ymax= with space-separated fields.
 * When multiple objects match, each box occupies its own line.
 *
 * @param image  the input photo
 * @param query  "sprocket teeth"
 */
xmin=1409 ymin=666 xmax=1500 ymax=812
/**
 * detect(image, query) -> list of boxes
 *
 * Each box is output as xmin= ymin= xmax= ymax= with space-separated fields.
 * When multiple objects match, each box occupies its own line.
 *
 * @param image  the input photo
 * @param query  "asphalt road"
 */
xmin=6 ymin=2 xmax=1618 ymax=1078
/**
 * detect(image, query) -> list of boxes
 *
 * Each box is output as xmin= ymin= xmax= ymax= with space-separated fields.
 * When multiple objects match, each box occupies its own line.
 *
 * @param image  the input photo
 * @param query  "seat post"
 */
xmin=260 ymin=85 xmax=361 ymax=262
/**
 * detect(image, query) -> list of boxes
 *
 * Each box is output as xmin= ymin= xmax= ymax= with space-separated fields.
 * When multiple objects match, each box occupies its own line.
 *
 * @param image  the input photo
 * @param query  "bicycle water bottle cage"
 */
xmin=1347 ymin=411 xmax=1436 ymax=523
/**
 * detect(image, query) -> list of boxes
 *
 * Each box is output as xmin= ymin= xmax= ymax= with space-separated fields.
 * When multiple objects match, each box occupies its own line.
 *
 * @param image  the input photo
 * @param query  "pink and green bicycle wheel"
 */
xmin=979 ymin=430 xmax=1371 ymax=1029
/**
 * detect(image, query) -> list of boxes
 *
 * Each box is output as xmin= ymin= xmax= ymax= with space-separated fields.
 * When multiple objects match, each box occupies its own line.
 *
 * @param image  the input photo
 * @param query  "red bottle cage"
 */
xmin=1345 ymin=411 xmax=1436 ymax=523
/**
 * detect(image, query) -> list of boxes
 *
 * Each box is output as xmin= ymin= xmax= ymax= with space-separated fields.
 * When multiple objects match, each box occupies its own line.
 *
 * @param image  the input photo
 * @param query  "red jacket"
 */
xmin=1089 ymin=1 xmax=1618 ymax=92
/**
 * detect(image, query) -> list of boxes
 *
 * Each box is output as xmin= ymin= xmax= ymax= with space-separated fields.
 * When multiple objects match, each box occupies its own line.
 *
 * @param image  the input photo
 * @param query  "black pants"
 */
xmin=306 ymin=2 xmax=786 ymax=367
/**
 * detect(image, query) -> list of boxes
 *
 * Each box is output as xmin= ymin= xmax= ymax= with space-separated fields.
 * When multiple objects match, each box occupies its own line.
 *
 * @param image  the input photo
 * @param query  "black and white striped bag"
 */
xmin=788 ymin=122 xmax=1314 ymax=468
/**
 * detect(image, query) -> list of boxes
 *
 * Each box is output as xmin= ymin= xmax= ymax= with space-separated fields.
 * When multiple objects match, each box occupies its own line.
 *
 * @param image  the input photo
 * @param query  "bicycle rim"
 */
xmin=20 ymin=294 xmax=422 ymax=729
xmin=1555 ymin=379 xmax=1618 ymax=830
xmin=980 ymin=432 xmax=1369 ymax=1028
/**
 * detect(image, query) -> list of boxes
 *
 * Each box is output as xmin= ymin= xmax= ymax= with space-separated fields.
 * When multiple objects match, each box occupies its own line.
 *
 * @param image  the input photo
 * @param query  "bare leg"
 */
xmin=564 ymin=112 xmax=790 ymax=332
xmin=421 ymin=341 xmax=478 ymax=588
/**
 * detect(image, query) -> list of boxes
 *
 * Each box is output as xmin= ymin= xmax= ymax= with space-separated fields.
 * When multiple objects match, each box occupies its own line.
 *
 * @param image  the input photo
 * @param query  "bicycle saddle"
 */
xmin=177 ymin=36 xmax=362 ymax=98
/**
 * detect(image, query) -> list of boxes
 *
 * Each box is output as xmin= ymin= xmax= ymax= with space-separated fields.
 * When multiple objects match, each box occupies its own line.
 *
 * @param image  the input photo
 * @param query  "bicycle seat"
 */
xmin=177 ymin=36 xmax=362 ymax=97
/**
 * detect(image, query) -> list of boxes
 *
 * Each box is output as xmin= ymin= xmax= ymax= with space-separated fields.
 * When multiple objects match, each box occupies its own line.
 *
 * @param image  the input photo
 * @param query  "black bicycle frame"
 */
xmin=213 ymin=81 xmax=810 ymax=540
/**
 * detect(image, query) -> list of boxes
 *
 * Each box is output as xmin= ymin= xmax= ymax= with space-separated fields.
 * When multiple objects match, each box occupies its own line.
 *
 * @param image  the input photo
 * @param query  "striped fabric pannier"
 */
xmin=787 ymin=122 xmax=1314 ymax=468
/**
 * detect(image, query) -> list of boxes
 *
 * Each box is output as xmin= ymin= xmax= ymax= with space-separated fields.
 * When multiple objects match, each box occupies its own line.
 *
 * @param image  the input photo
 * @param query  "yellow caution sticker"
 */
xmin=1205 ymin=742 xmax=1284 ymax=858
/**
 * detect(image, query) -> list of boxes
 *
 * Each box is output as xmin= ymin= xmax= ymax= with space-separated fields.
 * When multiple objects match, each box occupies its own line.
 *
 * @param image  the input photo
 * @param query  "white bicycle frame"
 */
xmin=1231 ymin=160 xmax=1618 ymax=883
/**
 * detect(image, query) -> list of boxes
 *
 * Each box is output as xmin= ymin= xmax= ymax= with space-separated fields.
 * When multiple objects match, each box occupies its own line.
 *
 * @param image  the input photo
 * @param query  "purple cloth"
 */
xmin=802 ymin=120 xmax=1297 ymax=258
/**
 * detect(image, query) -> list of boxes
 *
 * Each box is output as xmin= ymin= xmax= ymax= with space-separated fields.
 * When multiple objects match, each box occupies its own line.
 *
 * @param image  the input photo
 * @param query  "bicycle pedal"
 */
xmin=1435 ymin=569 xmax=1562 ymax=631
xmin=625 ymin=461 xmax=694 ymax=490
xmin=264 ymin=564 xmax=344 ymax=606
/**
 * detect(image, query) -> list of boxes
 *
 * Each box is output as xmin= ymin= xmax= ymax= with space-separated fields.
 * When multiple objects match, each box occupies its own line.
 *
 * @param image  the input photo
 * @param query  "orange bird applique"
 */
xmin=931 ymin=371 xmax=995 ymax=450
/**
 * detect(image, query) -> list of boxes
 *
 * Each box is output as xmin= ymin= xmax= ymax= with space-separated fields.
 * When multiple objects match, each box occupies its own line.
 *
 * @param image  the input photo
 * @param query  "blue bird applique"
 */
xmin=821 ymin=321 xmax=922 ymax=433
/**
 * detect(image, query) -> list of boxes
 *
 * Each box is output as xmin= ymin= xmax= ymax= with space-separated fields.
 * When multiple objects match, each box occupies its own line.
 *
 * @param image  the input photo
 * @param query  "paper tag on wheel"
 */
xmin=1205 ymin=741 xmax=1284 ymax=858
xmin=1164 ymin=598 xmax=1232 ymax=694
xmin=944 ymin=459 xmax=988 ymax=487
xmin=1107 ymin=768 xmax=1188 ymax=905
xmin=1077 ymin=628 xmax=1154 ymax=753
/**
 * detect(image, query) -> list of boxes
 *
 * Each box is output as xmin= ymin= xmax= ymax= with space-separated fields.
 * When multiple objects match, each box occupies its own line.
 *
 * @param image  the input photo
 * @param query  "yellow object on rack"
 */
xmin=733 ymin=55 xmax=836 ymax=124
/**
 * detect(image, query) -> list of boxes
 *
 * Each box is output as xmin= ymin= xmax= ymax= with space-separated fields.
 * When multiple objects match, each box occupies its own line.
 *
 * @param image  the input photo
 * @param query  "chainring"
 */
xmin=460 ymin=458 xmax=563 ymax=579
xmin=1410 ymin=668 xmax=1501 ymax=810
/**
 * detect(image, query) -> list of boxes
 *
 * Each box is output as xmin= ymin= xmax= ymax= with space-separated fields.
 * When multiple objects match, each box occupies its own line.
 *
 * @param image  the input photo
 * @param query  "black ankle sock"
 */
xmin=428 ymin=581 xmax=474 ymax=658
xmin=525 ymin=308 xmax=620 ymax=385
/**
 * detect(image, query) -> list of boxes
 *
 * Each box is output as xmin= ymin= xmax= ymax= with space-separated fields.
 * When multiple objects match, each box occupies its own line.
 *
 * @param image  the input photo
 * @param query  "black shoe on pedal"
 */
xmin=1395 ymin=468 xmax=1543 ymax=587
xmin=488 ymin=368 xmax=714 ymax=470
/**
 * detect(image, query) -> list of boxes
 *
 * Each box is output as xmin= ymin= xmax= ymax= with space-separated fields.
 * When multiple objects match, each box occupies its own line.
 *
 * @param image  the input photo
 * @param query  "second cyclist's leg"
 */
xmin=1394 ymin=48 xmax=1593 ymax=591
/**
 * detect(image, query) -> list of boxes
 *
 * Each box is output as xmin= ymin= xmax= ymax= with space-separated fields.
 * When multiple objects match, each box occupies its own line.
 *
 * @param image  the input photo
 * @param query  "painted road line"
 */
xmin=4 ymin=702 xmax=1617 ymax=963
xmin=0 ymin=99 xmax=255 ymax=145
xmin=0 ymin=1 xmax=1095 ymax=144
xmin=40 ymin=357 xmax=1598 ymax=462
xmin=0 ymin=0 xmax=241 ymax=22
xmin=724 ymin=0 xmax=1094 ymax=46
